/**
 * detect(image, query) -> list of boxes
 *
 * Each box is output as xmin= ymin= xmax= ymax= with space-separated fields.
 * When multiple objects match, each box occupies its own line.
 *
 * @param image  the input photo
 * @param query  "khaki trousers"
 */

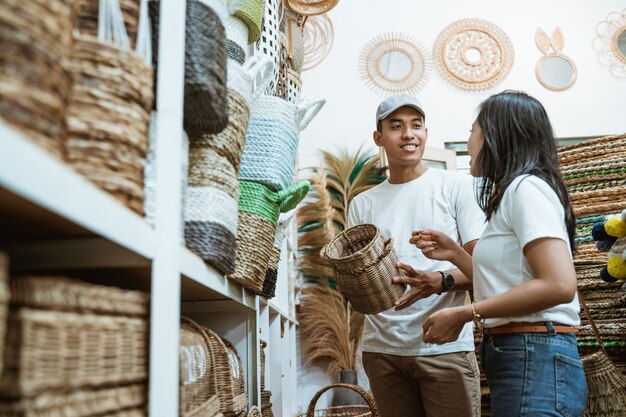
xmin=362 ymin=351 xmax=480 ymax=417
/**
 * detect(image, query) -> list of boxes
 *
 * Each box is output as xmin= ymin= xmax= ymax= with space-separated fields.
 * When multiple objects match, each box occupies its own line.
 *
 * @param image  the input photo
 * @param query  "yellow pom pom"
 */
xmin=607 ymin=257 xmax=626 ymax=280
xmin=605 ymin=218 xmax=626 ymax=238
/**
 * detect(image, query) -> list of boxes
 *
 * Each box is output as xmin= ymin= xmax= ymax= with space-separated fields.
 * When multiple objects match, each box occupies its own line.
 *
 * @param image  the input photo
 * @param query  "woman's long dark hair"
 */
xmin=474 ymin=90 xmax=576 ymax=251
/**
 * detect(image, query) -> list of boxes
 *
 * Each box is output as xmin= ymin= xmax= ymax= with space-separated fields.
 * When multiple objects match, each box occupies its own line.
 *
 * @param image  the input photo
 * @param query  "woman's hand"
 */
xmin=392 ymin=262 xmax=442 ymax=310
xmin=410 ymin=229 xmax=462 ymax=262
xmin=422 ymin=305 xmax=472 ymax=344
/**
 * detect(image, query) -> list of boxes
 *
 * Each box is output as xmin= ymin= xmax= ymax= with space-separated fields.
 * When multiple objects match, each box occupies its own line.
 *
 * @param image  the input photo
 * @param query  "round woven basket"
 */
xmin=299 ymin=383 xmax=380 ymax=417
xmin=65 ymin=34 xmax=153 ymax=215
xmin=226 ymin=14 xmax=250 ymax=54
xmin=188 ymin=88 xmax=250 ymax=172
xmin=248 ymin=406 xmax=262 ymax=417
xmin=254 ymin=0 xmax=281 ymax=95
xmin=188 ymin=143 xmax=239 ymax=199
xmin=230 ymin=0 xmax=265 ymax=43
xmin=184 ymin=186 xmax=238 ymax=275
xmin=0 ymin=0 xmax=73 ymax=160
xmin=76 ymin=0 xmax=140 ymax=47
xmin=150 ymin=0 xmax=228 ymax=137
xmin=261 ymin=211 xmax=295 ymax=299
xmin=320 ymin=224 xmax=407 ymax=315
xmin=179 ymin=317 xmax=221 ymax=417
xmin=238 ymin=96 xmax=325 ymax=190
xmin=261 ymin=390 xmax=274 ymax=417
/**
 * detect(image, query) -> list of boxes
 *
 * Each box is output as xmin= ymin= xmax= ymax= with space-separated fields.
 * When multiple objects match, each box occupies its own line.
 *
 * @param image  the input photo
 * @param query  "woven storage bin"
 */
xmin=202 ymin=328 xmax=248 ymax=416
xmin=227 ymin=39 xmax=247 ymax=65
xmin=261 ymin=211 xmax=295 ymax=299
xmin=229 ymin=0 xmax=265 ymax=43
xmin=227 ymin=56 xmax=274 ymax=108
xmin=76 ymin=0 xmax=140 ymax=47
xmin=180 ymin=317 xmax=222 ymax=417
xmin=254 ymin=0 xmax=281 ymax=95
xmin=0 ymin=308 xmax=148 ymax=398
xmin=0 ymin=384 xmax=146 ymax=417
xmin=0 ymin=0 xmax=73 ymax=160
xmin=230 ymin=181 xmax=309 ymax=293
xmin=238 ymin=96 xmax=325 ymax=190
xmin=9 ymin=276 xmax=150 ymax=317
xmin=65 ymin=34 xmax=153 ymax=215
xmin=144 ymin=116 xmax=190 ymax=227
xmin=283 ymin=11 xmax=304 ymax=72
xmin=226 ymin=14 xmax=249 ymax=55
xmin=0 ymin=253 xmax=8 ymax=377
xmin=190 ymin=88 xmax=250 ymax=172
xmin=320 ymin=224 xmax=407 ymax=315
xmin=188 ymin=144 xmax=239 ymax=199
xmin=299 ymin=384 xmax=379 ymax=417
xmin=150 ymin=0 xmax=228 ymax=137
xmin=559 ymin=134 xmax=626 ymax=167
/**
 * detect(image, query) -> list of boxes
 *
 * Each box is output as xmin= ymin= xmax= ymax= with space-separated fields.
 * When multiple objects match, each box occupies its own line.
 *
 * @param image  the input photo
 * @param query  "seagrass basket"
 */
xmin=559 ymin=133 xmax=626 ymax=167
xmin=261 ymin=211 xmax=295 ymax=299
xmin=0 ymin=384 xmax=147 ymax=417
xmin=180 ymin=317 xmax=222 ymax=417
xmin=202 ymin=328 xmax=248 ymax=416
xmin=65 ymin=34 xmax=153 ymax=216
xmin=320 ymin=224 xmax=406 ymax=315
xmin=149 ymin=0 xmax=228 ymax=136
xmin=298 ymin=384 xmax=380 ymax=417
xmin=261 ymin=390 xmax=273 ymax=417
xmin=0 ymin=276 xmax=149 ymax=398
xmin=0 ymin=0 xmax=73 ymax=160
xmin=76 ymin=0 xmax=140 ymax=47
xmin=247 ymin=406 xmax=262 ymax=417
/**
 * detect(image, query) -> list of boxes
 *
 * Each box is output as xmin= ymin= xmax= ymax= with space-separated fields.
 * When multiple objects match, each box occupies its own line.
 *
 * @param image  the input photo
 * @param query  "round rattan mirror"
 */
xmin=433 ymin=18 xmax=514 ymax=91
xmin=359 ymin=32 xmax=431 ymax=96
xmin=593 ymin=8 xmax=626 ymax=79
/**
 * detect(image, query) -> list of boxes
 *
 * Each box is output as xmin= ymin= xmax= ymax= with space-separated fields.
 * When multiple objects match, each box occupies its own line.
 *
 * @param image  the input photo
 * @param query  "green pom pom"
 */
xmin=605 ymin=218 xmax=626 ymax=238
xmin=607 ymin=257 xmax=626 ymax=280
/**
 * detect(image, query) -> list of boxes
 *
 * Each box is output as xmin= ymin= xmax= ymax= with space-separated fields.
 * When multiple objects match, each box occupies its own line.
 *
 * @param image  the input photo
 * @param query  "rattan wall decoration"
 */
xmin=592 ymin=8 xmax=626 ymax=79
xmin=286 ymin=0 xmax=338 ymax=16
xmin=302 ymin=14 xmax=334 ymax=71
xmin=433 ymin=18 xmax=514 ymax=91
xmin=358 ymin=32 xmax=431 ymax=96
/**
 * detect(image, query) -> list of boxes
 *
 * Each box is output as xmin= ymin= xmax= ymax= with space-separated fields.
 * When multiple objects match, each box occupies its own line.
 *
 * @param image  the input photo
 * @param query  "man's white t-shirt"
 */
xmin=348 ymin=168 xmax=486 ymax=356
xmin=473 ymin=175 xmax=581 ymax=328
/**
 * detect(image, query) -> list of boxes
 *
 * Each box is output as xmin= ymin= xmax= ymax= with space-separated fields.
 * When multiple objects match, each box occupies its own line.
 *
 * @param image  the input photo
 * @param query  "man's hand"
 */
xmin=392 ymin=262 xmax=442 ymax=310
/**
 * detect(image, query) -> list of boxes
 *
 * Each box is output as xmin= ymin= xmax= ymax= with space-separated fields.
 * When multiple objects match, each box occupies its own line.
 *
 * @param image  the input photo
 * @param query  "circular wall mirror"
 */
xmin=593 ymin=9 xmax=626 ymax=79
xmin=616 ymin=28 xmax=626 ymax=60
xmin=378 ymin=50 xmax=412 ymax=81
xmin=359 ymin=32 xmax=431 ymax=95
xmin=536 ymin=55 xmax=577 ymax=90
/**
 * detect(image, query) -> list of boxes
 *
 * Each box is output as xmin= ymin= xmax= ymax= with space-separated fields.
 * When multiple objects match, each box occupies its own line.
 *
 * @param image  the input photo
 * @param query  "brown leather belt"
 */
xmin=483 ymin=322 xmax=579 ymax=335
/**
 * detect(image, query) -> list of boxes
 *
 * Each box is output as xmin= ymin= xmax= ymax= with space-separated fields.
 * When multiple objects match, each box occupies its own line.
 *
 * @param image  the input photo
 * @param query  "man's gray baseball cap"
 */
xmin=375 ymin=94 xmax=425 ymax=128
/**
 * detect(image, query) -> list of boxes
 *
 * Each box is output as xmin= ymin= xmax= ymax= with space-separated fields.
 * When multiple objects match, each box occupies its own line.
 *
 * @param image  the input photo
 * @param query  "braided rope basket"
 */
xmin=320 ymin=224 xmax=407 ymax=314
xmin=0 ymin=0 xmax=73 ymax=160
xmin=238 ymin=96 xmax=325 ymax=190
xmin=150 ymin=0 xmax=228 ymax=136
xmin=298 ymin=383 xmax=380 ymax=417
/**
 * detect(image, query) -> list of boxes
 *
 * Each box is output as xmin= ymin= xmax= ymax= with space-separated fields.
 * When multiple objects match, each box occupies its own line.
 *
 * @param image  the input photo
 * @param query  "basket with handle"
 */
xmin=261 ymin=211 xmax=295 ymax=299
xmin=0 ymin=0 xmax=74 ymax=160
xmin=298 ymin=383 xmax=380 ymax=417
xmin=229 ymin=181 xmax=310 ymax=294
xmin=228 ymin=55 xmax=274 ymax=107
xmin=76 ymin=0 xmax=141 ymax=48
xmin=238 ymin=96 xmax=325 ymax=191
xmin=320 ymin=224 xmax=407 ymax=315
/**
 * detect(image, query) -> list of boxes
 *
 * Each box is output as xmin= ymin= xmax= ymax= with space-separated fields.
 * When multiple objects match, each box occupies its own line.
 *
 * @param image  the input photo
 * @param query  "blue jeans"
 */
xmin=479 ymin=324 xmax=587 ymax=417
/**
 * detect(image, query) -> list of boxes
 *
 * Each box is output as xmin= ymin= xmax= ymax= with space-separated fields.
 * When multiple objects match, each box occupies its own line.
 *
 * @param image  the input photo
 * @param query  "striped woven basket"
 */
xmin=229 ymin=0 xmax=265 ymax=43
xmin=230 ymin=181 xmax=309 ymax=293
xmin=559 ymin=133 xmax=626 ymax=167
xmin=254 ymin=0 xmax=282 ymax=95
xmin=188 ymin=144 xmax=239 ymax=199
xmin=226 ymin=13 xmax=249 ymax=56
xmin=65 ymin=34 xmax=153 ymax=216
xmin=179 ymin=317 xmax=221 ymax=417
xmin=261 ymin=211 xmax=295 ymax=299
xmin=189 ymin=88 xmax=250 ymax=172
xmin=150 ymin=0 xmax=228 ymax=137
xmin=227 ymin=39 xmax=247 ymax=65
xmin=320 ymin=224 xmax=407 ymax=315
xmin=0 ymin=0 xmax=73 ymax=160
xmin=238 ymin=96 xmax=325 ymax=190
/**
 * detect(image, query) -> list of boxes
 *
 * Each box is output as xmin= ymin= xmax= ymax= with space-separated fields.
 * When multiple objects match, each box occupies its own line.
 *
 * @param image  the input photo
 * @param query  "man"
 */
xmin=347 ymin=94 xmax=485 ymax=417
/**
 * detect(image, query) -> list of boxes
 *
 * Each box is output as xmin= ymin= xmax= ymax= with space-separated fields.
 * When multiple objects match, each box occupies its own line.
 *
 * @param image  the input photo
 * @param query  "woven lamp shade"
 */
xmin=0 ymin=0 xmax=74 ymax=160
xmin=320 ymin=224 xmax=407 ymax=314
xmin=150 ymin=0 xmax=229 ymax=137
xmin=65 ymin=34 xmax=153 ymax=216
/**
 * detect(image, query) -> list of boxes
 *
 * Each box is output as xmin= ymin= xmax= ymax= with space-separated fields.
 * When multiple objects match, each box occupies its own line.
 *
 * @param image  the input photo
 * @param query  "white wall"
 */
xmin=299 ymin=0 xmax=626 ymax=169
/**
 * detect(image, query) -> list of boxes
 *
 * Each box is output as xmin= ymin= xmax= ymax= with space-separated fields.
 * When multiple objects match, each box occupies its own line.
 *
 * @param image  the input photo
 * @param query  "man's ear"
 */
xmin=373 ymin=130 xmax=383 ymax=146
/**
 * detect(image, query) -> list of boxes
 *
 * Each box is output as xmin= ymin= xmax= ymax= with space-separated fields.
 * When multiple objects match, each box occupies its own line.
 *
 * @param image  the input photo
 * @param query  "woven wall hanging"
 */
xmin=302 ymin=14 xmax=334 ymax=71
xmin=358 ymin=31 xmax=431 ymax=96
xmin=592 ymin=8 xmax=626 ymax=79
xmin=433 ymin=18 xmax=514 ymax=91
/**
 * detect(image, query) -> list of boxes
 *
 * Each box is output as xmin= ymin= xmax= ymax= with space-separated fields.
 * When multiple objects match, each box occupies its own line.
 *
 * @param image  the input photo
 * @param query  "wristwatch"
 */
xmin=437 ymin=271 xmax=455 ymax=295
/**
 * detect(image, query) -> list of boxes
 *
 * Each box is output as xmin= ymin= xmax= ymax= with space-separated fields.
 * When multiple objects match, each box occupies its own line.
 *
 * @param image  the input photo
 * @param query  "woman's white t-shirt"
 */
xmin=472 ymin=175 xmax=580 ymax=328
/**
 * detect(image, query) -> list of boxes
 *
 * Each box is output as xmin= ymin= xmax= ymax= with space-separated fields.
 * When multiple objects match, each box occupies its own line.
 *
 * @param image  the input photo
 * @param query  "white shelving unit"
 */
xmin=0 ymin=0 xmax=300 ymax=415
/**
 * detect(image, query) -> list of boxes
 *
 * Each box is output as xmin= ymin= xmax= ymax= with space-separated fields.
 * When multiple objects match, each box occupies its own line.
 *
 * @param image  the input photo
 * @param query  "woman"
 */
xmin=412 ymin=91 xmax=587 ymax=417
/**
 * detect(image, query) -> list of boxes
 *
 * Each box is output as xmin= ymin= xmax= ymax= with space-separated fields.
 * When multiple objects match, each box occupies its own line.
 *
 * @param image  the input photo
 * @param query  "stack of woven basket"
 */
xmin=558 ymin=133 xmax=626 ymax=376
xmin=0 ymin=274 xmax=150 ymax=416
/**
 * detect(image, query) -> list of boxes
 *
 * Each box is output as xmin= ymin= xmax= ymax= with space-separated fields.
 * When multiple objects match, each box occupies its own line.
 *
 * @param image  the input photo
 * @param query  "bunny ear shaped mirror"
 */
xmin=535 ymin=28 xmax=577 ymax=91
